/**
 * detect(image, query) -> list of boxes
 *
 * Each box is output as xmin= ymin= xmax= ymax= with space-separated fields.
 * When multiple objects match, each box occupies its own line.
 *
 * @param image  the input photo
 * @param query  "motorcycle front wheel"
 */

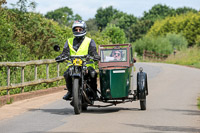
xmin=73 ymin=78 xmax=82 ymax=114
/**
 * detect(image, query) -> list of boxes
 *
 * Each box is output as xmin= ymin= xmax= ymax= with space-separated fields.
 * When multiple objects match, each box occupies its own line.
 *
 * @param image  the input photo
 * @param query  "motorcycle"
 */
xmin=54 ymin=44 xmax=149 ymax=115
xmin=54 ymin=45 xmax=100 ymax=114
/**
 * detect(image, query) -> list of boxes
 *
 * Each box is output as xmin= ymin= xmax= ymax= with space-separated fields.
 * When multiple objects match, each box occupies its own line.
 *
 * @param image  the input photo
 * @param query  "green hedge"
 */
xmin=133 ymin=33 xmax=187 ymax=56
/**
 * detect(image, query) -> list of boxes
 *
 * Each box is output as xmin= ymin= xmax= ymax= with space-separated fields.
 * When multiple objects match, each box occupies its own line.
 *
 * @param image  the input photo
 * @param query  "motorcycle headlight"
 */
xmin=83 ymin=66 xmax=87 ymax=71
xmin=69 ymin=67 xmax=74 ymax=76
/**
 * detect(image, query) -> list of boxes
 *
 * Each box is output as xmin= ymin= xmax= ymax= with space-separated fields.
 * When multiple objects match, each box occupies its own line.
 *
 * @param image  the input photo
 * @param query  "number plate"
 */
xmin=73 ymin=58 xmax=83 ymax=66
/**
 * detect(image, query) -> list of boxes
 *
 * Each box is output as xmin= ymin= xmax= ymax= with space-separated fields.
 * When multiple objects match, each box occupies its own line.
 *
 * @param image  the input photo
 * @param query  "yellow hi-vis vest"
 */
xmin=67 ymin=37 xmax=95 ymax=69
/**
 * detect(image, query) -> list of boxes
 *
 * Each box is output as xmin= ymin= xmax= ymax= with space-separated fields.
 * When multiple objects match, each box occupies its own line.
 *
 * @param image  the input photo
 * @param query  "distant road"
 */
xmin=0 ymin=62 xmax=200 ymax=133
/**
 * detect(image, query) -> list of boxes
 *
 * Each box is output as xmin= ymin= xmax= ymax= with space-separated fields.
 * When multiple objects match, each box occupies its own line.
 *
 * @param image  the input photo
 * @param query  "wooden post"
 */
xmin=57 ymin=63 xmax=60 ymax=77
xmin=143 ymin=50 xmax=145 ymax=60
xmin=46 ymin=64 xmax=49 ymax=79
xmin=21 ymin=67 xmax=24 ymax=93
xmin=34 ymin=65 xmax=37 ymax=80
xmin=7 ymin=66 xmax=10 ymax=95
xmin=57 ymin=63 xmax=60 ymax=86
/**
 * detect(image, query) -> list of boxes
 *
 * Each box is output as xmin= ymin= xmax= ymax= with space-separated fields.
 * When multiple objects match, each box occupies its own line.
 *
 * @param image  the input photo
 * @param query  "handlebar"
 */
xmin=55 ymin=55 xmax=101 ymax=63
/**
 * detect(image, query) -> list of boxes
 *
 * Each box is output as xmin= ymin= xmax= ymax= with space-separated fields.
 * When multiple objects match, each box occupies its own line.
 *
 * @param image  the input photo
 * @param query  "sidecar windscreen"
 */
xmin=100 ymin=49 xmax=127 ymax=63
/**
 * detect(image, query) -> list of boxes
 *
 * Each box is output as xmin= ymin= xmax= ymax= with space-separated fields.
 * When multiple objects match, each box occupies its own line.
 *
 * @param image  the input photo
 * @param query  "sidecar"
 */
xmin=98 ymin=44 xmax=148 ymax=110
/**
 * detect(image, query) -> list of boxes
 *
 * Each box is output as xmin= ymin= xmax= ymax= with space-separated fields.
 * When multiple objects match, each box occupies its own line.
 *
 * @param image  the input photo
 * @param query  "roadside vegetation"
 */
xmin=0 ymin=0 xmax=200 ymax=98
xmin=198 ymin=97 xmax=200 ymax=109
xmin=165 ymin=47 xmax=200 ymax=69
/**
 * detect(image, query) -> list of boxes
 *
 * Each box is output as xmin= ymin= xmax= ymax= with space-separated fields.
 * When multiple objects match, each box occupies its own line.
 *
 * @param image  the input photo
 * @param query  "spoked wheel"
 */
xmin=73 ymin=78 xmax=82 ymax=114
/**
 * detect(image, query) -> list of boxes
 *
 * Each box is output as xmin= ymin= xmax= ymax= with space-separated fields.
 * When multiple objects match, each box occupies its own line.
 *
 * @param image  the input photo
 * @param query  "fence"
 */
xmin=0 ymin=59 xmax=64 ymax=95
xmin=143 ymin=50 xmax=168 ymax=60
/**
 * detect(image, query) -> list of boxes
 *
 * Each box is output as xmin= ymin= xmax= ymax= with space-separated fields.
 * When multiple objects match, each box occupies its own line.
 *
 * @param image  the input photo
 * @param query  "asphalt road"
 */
xmin=0 ymin=62 xmax=200 ymax=133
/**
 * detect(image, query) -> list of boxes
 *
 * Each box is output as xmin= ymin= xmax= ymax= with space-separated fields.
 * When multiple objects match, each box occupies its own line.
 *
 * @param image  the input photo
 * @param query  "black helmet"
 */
xmin=72 ymin=20 xmax=87 ymax=37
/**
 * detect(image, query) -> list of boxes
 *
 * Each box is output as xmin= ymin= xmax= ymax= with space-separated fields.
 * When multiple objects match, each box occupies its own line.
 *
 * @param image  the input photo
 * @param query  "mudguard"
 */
xmin=137 ymin=71 xmax=148 ymax=100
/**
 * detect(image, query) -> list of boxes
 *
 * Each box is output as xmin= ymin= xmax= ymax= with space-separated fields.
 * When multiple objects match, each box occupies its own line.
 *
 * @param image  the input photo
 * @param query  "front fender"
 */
xmin=137 ymin=71 xmax=148 ymax=100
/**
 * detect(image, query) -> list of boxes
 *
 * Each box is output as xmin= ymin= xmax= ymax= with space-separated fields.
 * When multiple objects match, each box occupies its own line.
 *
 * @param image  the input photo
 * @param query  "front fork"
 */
xmin=71 ymin=66 xmax=85 ymax=97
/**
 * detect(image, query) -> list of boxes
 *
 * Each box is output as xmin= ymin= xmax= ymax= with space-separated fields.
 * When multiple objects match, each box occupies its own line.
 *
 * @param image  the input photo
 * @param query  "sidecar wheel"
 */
xmin=73 ymin=78 xmax=82 ymax=114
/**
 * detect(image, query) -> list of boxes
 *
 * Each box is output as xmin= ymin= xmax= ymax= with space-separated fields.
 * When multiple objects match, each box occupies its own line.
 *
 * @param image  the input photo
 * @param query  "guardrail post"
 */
xmin=56 ymin=63 xmax=60 ymax=86
xmin=21 ymin=67 xmax=24 ymax=93
xmin=34 ymin=65 xmax=37 ymax=80
xmin=46 ymin=64 xmax=49 ymax=79
xmin=57 ymin=63 xmax=60 ymax=77
xmin=7 ymin=66 xmax=10 ymax=95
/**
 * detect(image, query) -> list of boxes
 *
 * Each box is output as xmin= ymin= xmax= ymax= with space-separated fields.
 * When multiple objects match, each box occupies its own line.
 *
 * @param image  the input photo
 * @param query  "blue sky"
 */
xmin=5 ymin=0 xmax=200 ymax=20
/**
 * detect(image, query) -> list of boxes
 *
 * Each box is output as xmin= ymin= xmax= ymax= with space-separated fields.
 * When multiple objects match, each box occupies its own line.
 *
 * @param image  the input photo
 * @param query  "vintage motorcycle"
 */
xmin=54 ymin=45 xmax=100 ymax=114
xmin=54 ymin=44 xmax=148 ymax=115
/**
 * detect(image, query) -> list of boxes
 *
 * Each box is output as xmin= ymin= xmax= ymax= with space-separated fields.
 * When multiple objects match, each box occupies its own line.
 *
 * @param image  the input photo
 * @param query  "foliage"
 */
xmin=134 ymin=33 xmax=188 ymax=56
xmin=95 ymin=6 xmax=119 ymax=30
xmin=0 ymin=9 xmax=21 ymax=61
xmin=132 ymin=4 xmax=198 ymax=42
xmin=0 ymin=0 xmax=6 ymax=9
xmin=1 ymin=9 xmax=74 ymax=61
xmin=195 ymin=35 xmax=200 ymax=47
xmin=86 ymin=18 xmax=99 ymax=32
xmin=175 ymin=7 xmax=198 ymax=15
xmin=165 ymin=33 xmax=188 ymax=50
xmin=45 ymin=6 xmax=82 ymax=26
xmin=10 ymin=0 xmax=37 ymax=12
xmin=87 ymin=31 xmax=111 ymax=47
xmin=134 ymin=36 xmax=173 ymax=56
xmin=129 ymin=19 xmax=153 ymax=42
xmin=147 ymin=12 xmax=200 ymax=46
xmin=141 ymin=4 xmax=175 ymax=22
xmin=102 ymin=24 xmax=126 ymax=44
xmin=110 ymin=12 xmax=137 ymax=41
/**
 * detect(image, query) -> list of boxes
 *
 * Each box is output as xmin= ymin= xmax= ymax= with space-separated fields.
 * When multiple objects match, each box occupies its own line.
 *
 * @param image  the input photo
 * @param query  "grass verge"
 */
xmin=164 ymin=46 xmax=200 ymax=69
xmin=198 ymin=97 xmax=200 ymax=110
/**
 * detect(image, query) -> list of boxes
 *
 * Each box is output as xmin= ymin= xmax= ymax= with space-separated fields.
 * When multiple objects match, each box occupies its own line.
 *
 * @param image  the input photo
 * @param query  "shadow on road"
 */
xmin=164 ymin=108 xmax=200 ymax=116
xmin=83 ymin=107 xmax=140 ymax=114
xmin=124 ymin=123 xmax=200 ymax=132
xmin=29 ymin=108 xmax=74 ymax=115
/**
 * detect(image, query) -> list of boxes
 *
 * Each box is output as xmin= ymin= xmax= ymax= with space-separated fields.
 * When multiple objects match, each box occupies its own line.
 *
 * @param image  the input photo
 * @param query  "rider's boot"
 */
xmin=63 ymin=69 xmax=72 ymax=100
xmin=63 ymin=91 xmax=72 ymax=100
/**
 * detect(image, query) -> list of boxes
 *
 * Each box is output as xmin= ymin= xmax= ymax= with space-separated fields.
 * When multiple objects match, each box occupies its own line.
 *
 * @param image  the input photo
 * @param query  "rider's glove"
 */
xmin=86 ymin=55 xmax=91 ymax=61
xmin=93 ymin=55 xmax=101 ymax=61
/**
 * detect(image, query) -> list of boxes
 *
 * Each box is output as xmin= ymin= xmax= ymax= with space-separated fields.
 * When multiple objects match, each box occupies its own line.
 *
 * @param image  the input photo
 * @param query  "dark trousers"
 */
xmin=63 ymin=66 xmax=97 ymax=93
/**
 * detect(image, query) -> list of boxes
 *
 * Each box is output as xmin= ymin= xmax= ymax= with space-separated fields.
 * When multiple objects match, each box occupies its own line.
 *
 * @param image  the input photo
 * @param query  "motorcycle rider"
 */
xmin=55 ymin=20 xmax=99 ymax=100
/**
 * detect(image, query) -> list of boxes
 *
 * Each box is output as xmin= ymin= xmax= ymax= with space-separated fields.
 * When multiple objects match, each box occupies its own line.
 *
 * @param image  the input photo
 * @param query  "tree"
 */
xmin=110 ymin=12 xmax=138 ymax=41
xmin=147 ymin=12 xmax=200 ymax=46
xmin=45 ymin=7 xmax=82 ymax=26
xmin=102 ymin=24 xmax=127 ymax=44
xmin=0 ymin=0 xmax=7 ymax=10
xmin=86 ymin=18 xmax=98 ymax=32
xmin=129 ymin=19 xmax=153 ymax=42
xmin=11 ymin=0 xmax=37 ymax=12
xmin=127 ymin=4 xmax=175 ymax=43
xmin=95 ymin=6 xmax=119 ymax=30
xmin=141 ymin=4 xmax=175 ymax=21
xmin=129 ymin=4 xmax=198 ymax=43
xmin=175 ymin=7 xmax=198 ymax=15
